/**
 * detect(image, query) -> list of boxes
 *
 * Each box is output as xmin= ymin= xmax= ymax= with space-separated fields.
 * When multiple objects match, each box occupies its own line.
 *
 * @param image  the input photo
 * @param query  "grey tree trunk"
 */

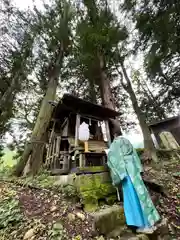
xmin=14 ymin=77 xmax=59 ymax=176
xmin=82 ymin=0 xmax=115 ymax=111
xmin=98 ymin=54 xmax=116 ymax=110
xmin=120 ymin=61 xmax=158 ymax=162
xmin=14 ymin=47 xmax=64 ymax=176
xmin=89 ymin=79 xmax=97 ymax=104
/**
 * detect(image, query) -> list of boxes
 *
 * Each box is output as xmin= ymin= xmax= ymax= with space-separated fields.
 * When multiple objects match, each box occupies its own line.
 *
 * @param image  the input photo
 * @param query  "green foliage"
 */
xmin=66 ymin=0 xmax=133 ymax=130
xmin=1 ymin=0 xmax=75 ymax=163
xmin=136 ymin=148 xmax=144 ymax=154
xmin=61 ymin=184 xmax=78 ymax=199
xmin=0 ymin=1 xmax=37 ymax=138
xmin=22 ymin=169 xmax=55 ymax=188
xmin=0 ymin=153 xmax=16 ymax=179
xmin=0 ymin=166 xmax=13 ymax=179
xmin=48 ymin=221 xmax=68 ymax=240
xmin=122 ymin=0 xmax=180 ymax=113
xmin=76 ymin=1 xmax=128 ymax=79
xmin=72 ymin=235 xmax=82 ymax=240
xmin=0 ymin=192 xmax=22 ymax=229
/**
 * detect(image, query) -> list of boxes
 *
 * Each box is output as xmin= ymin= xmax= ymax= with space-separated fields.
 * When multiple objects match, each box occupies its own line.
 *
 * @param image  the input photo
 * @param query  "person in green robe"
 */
xmin=107 ymin=121 xmax=160 ymax=234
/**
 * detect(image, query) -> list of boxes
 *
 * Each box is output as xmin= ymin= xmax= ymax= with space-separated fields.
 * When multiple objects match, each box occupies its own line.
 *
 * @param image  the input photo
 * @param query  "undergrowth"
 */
xmin=0 ymin=190 xmax=22 ymax=229
xmin=0 ymin=165 xmax=78 ymax=240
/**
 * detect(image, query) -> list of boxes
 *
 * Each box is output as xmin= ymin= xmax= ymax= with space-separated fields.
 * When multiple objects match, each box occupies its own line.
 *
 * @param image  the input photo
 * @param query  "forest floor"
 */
xmin=144 ymin=158 xmax=180 ymax=239
xmin=0 ymin=158 xmax=179 ymax=240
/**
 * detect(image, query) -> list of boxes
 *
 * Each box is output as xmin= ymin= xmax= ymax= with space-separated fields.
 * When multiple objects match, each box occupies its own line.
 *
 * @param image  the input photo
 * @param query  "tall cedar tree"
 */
xmin=14 ymin=0 xmax=74 ymax=176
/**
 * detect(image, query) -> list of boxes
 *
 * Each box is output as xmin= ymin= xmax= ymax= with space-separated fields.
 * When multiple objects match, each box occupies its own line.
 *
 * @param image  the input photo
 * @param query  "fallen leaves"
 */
xmin=0 ymin=159 xmax=179 ymax=240
xmin=144 ymin=159 xmax=180 ymax=238
xmin=0 ymin=179 xmax=94 ymax=240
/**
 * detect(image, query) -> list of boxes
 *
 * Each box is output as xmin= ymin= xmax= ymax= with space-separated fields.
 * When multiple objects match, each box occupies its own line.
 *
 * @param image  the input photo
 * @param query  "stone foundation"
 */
xmin=75 ymin=172 xmax=117 ymax=211
xmin=51 ymin=167 xmax=117 ymax=212
xmin=51 ymin=169 xmax=170 ymax=239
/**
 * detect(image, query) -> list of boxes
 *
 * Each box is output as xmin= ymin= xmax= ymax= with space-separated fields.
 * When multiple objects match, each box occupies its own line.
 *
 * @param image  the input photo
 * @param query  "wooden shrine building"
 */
xmin=149 ymin=115 xmax=180 ymax=148
xmin=45 ymin=94 xmax=120 ymax=175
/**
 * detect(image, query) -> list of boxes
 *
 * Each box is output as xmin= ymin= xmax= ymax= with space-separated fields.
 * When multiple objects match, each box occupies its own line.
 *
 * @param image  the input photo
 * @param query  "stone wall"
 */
xmin=75 ymin=172 xmax=117 ymax=211
xmin=52 ymin=167 xmax=118 ymax=212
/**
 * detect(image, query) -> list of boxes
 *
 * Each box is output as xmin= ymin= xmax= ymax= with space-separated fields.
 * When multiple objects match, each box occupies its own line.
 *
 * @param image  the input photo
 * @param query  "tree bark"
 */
xmin=89 ymin=79 xmax=97 ymax=104
xmin=120 ymin=61 xmax=158 ymax=162
xmin=14 ymin=76 xmax=59 ymax=176
xmin=13 ymin=37 xmax=66 ymax=176
xmin=98 ymin=54 xmax=116 ymax=110
xmin=82 ymin=0 xmax=115 ymax=111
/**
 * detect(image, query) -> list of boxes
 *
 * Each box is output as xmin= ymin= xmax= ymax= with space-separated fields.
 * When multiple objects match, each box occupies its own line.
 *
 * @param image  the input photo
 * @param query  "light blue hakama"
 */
xmin=122 ymin=175 xmax=150 ymax=228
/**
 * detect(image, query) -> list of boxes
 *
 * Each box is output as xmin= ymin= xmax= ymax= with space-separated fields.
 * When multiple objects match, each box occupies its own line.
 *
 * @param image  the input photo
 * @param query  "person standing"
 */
xmin=107 ymin=127 xmax=160 ymax=234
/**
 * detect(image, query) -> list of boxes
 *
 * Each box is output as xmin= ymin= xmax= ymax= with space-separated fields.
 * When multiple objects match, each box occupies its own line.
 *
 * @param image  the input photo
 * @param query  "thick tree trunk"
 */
xmin=89 ymin=79 xmax=97 ymax=104
xmin=120 ymin=61 xmax=158 ymax=162
xmin=14 ymin=40 xmax=65 ymax=177
xmin=14 ymin=77 xmax=59 ymax=176
xmin=98 ymin=54 xmax=116 ymax=110
xmin=82 ymin=0 xmax=115 ymax=110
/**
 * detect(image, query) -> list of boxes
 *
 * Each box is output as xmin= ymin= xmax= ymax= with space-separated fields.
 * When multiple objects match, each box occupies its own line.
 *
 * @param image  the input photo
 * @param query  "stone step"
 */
xmin=91 ymin=205 xmax=170 ymax=240
xmin=97 ymin=233 xmax=149 ymax=240
xmin=90 ymin=205 xmax=126 ymax=237
xmin=120 ymin=233 xmax=149 ymax=240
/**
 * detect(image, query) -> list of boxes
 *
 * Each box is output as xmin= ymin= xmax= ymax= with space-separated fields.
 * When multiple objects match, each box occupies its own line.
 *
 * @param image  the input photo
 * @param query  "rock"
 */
xmin=76 ymin=212 xmax=86 ymax=221
xmin=50 ymin=205 xmax=57 ymax=212
xmin=29 ymin=237 xmax=36 ymax=240
xmin=23 ymin=228 xmax=35 ymax=240
xmin=144 ymin=167 xmax=153 ymax=172
xmin=96 ymin=236 xmax=105 ymax=240
xmin=136 ymin=234 xmax=149 ymax=240
xmin=108 ymin=227 xmax=125 ymax=238
xmin=53 ymin=222 xmax=63 ymax=230
xmin=91 ymin=205 xmax=125 ymax=236
xmin=67 ymin=213 xmax=76 ymax=221
xmin=51 ymin=174 xmax=75 ymax=186
xmin=120 ymin=234 xmax=149 ymax=240
xmin=152 ymin=218 xmax=170 ymax=240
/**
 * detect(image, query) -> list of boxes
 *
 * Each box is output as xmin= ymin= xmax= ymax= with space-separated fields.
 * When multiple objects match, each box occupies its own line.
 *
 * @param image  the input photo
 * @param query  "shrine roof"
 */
xmin=149 ymin=115 xmax=179 ymax=127
xmin=52 ymin=94 xmax=120 ymax=120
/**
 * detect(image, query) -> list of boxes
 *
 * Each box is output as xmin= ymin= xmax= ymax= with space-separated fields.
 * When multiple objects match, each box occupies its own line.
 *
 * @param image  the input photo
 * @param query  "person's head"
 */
xmin=109 ymin=119 xmax=122 ymax=138
xmin=113 ymin=128 xmax=122 ymax=138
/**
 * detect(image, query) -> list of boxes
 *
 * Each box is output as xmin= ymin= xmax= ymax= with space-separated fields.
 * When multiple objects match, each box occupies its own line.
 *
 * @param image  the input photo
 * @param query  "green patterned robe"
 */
xmin=107 ymin=136 xmax=160 ymax=227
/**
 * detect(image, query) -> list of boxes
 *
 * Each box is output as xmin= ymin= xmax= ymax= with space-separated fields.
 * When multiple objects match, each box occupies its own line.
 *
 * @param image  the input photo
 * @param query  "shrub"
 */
xmin=0 ymin=193 xmax=22 ymax=228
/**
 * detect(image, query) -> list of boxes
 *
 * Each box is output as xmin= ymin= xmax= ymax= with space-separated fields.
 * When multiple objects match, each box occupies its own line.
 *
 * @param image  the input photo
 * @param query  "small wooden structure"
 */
xmin=45 ymin=94 xmax=120 ymax=174
xmin=149 ymin=115 xmax=180 ymax=148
